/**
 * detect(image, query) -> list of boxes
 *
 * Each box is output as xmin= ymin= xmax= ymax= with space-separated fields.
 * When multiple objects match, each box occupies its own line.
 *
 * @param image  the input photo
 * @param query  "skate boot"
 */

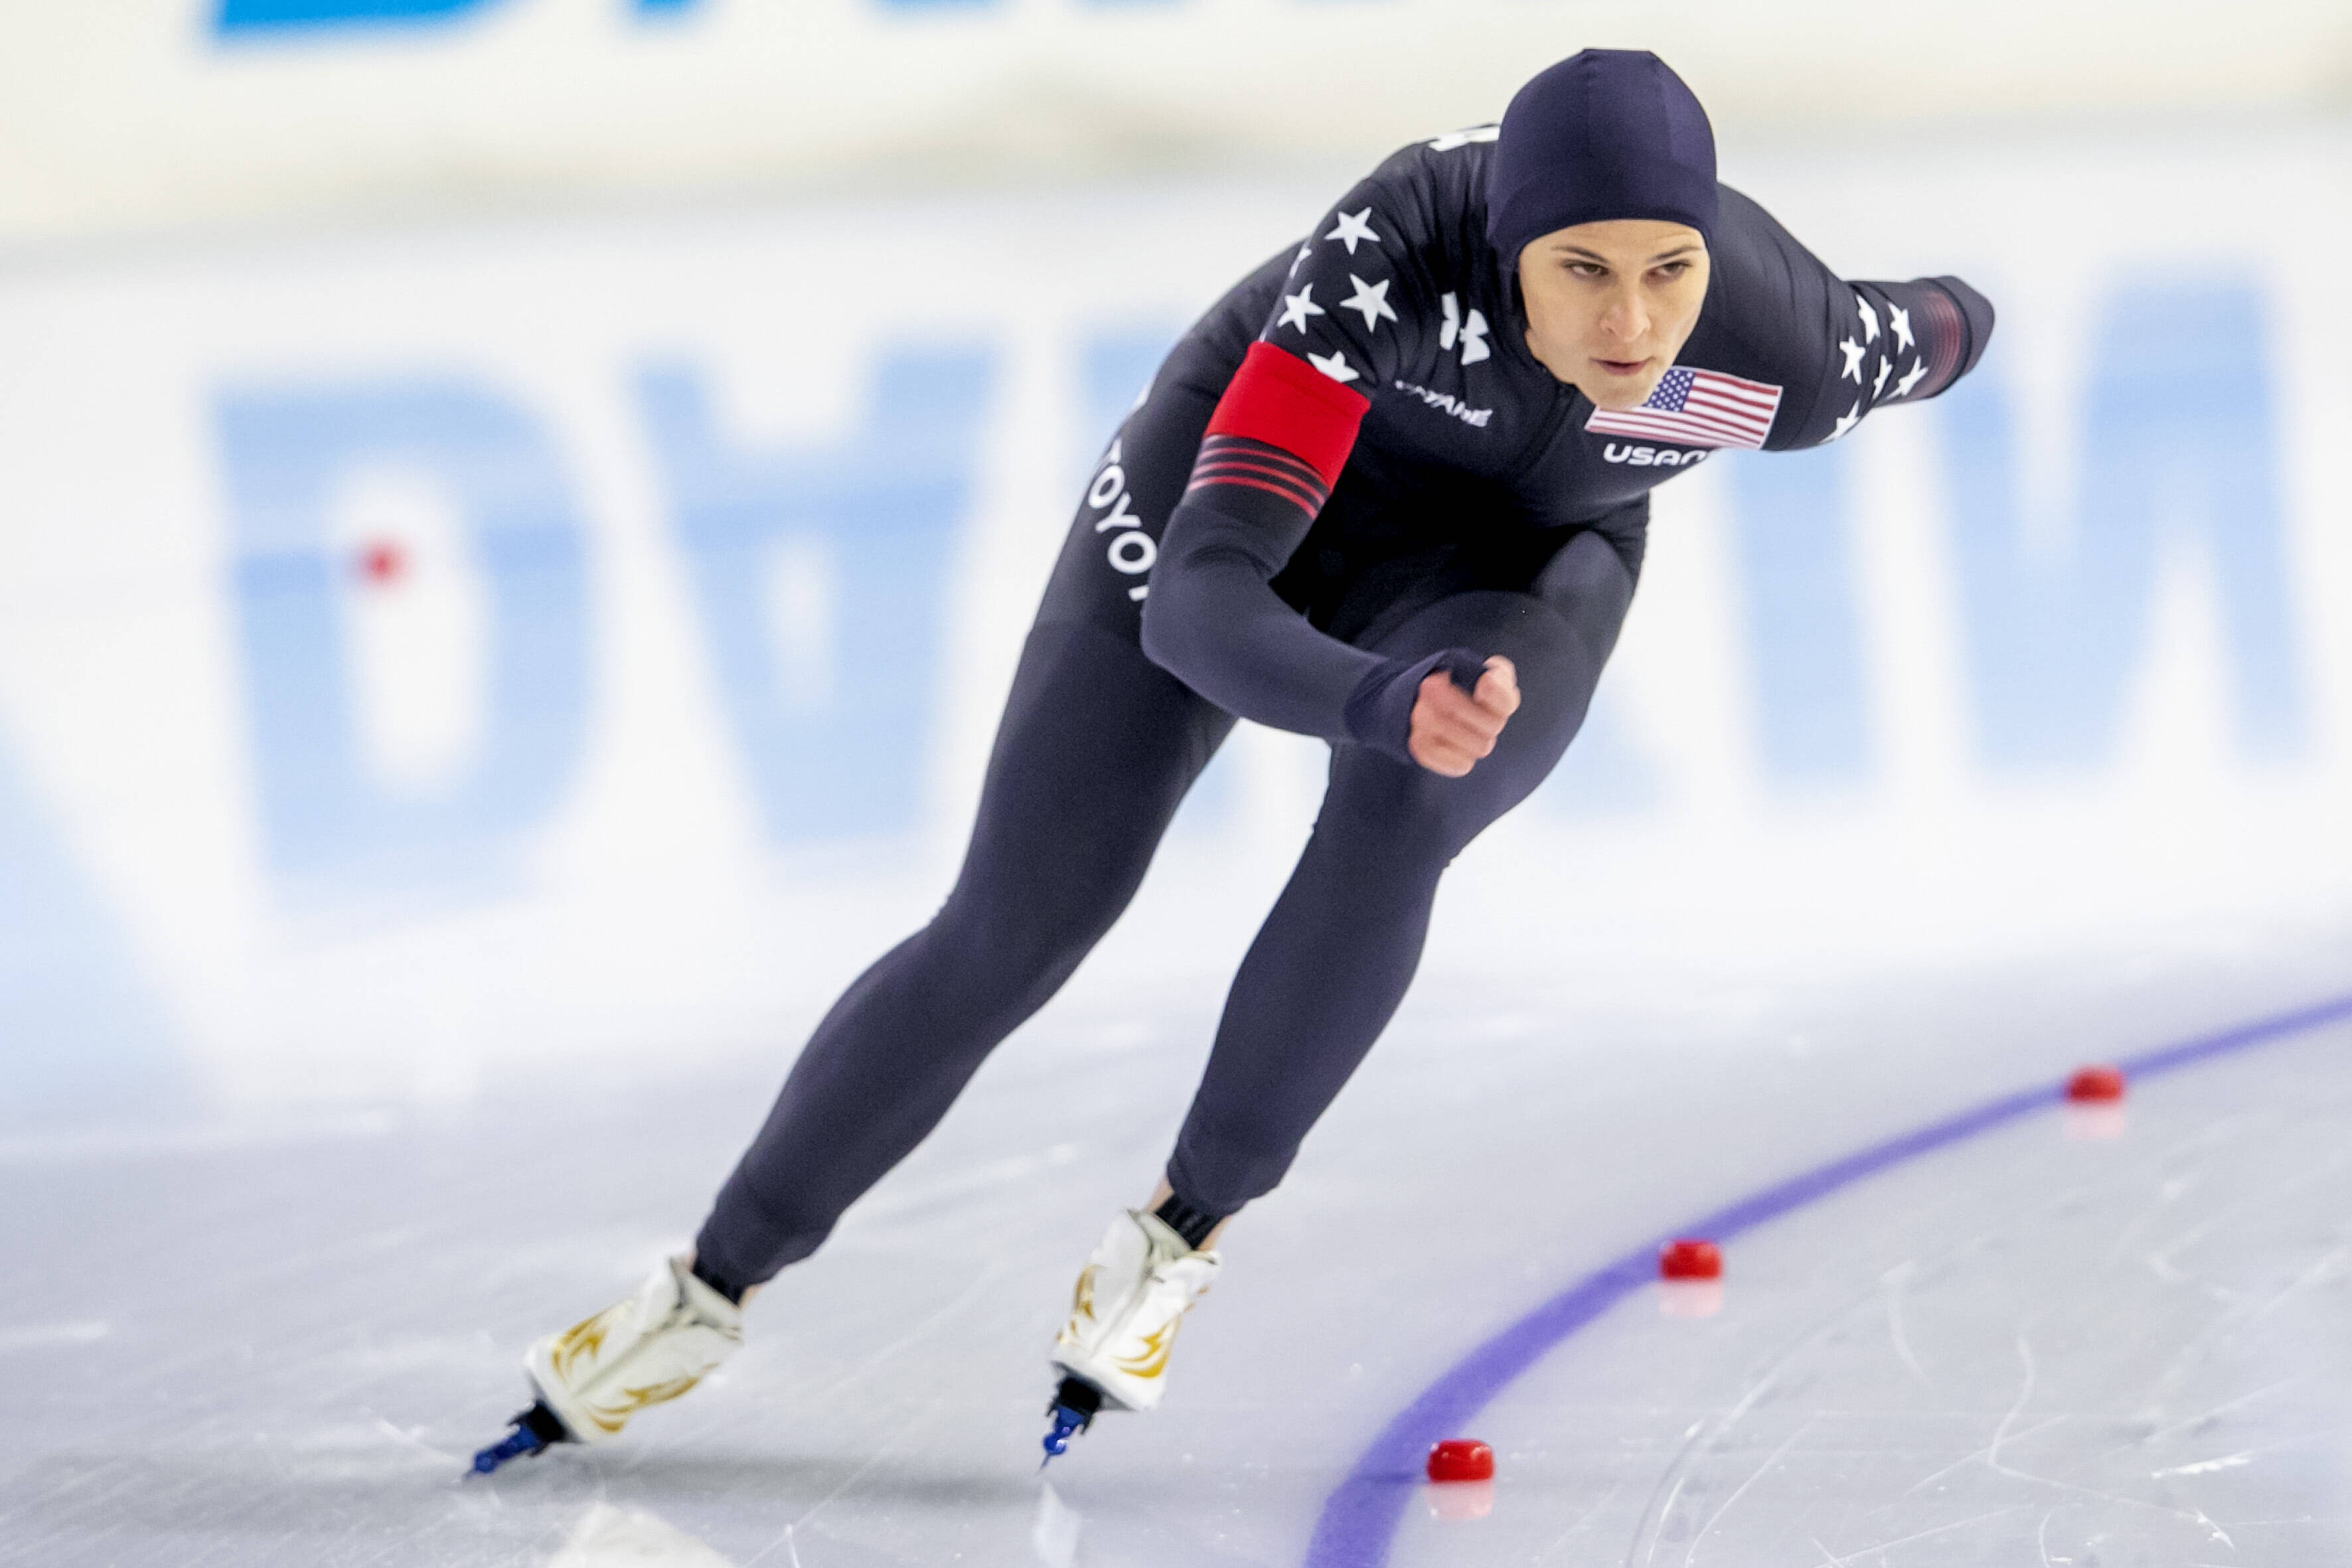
xmin=471 ymin=1253 xmax=744 ymax=1474
xmin=1042 ymin=1208 xmax=1219 ymax=1462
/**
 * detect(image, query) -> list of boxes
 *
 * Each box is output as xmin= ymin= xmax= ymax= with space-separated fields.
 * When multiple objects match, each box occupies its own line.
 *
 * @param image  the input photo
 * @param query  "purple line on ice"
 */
xmin=1302 ymin=989 xmax=2352 ymax=1568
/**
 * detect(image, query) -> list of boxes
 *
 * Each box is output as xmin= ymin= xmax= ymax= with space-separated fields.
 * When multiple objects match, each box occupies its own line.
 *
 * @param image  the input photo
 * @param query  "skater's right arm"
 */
xmin=1140 ymin=171 xmax=1506 ymax=773
xmin=1137 ymin=333 xmax=1391 ymax=744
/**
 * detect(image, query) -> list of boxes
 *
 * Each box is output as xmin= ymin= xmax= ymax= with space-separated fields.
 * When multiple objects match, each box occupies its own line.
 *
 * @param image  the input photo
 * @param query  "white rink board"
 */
xmin=0 ymin=123 xmax=2349 ymax=1119
xmin=1 ymin=0 xmax=2345 ymax=242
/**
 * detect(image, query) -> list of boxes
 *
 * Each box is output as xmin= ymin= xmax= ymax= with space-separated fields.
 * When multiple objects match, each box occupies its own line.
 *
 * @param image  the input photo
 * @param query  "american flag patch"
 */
xmin=1584 ymin=366 xmax=1782 ymax=450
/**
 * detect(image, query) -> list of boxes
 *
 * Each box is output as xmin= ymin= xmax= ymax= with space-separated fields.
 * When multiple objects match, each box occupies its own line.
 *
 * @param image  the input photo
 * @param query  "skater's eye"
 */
xmin=1561 ymin=260 xmax=1608 ymax=279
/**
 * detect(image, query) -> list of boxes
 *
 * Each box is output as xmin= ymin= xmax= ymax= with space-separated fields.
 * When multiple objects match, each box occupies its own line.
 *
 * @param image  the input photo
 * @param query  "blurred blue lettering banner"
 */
xmin=218 ymin=380 xmax=592 ymax=888
xmin=216 ymin=0 xmax=503 ymax=33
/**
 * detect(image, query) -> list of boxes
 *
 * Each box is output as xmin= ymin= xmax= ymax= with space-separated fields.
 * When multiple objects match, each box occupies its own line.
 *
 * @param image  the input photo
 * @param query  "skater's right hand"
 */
xmin=1408 ymin=655 xmax=1518 ymax=777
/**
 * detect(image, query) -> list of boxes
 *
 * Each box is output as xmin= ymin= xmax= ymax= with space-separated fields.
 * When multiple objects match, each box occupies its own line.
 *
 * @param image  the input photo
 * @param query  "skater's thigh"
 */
xmin=1380 ymin=525 xmax=1636 ymax=749
xmin=957 ymin=327 xmax=1239 ymax=905
xmin=1528 ymin=518 xmax=1642 ymax=673
xmin=967 ymin=617 xmax=1231 ymax=901
xmin=1320 ymin=528 xmax=1638 ymax=854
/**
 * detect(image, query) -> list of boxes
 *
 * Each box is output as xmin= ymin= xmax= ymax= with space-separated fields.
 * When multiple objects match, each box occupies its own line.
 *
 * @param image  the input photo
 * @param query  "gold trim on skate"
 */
xmin=1115 ymin=1320 xmax=1176 ymax=1381
xmin=550 ymin=1312 xmax=615 ymax=1381
xmin=580 ymin=1373 xmax=706 ymax=1434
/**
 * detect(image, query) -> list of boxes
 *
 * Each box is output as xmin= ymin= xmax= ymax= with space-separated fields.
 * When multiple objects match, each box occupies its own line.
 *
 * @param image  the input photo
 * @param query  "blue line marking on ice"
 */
xmin=1302 ymin=988 xmax=2352 ymax=1568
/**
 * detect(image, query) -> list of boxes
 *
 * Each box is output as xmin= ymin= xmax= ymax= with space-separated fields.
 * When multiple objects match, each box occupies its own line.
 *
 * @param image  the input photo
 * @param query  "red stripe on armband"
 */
xmin=1203 ymin=341 xmax=1371 ymax=488
xmin=1912 ymin=285 xmax=1964 ymax=400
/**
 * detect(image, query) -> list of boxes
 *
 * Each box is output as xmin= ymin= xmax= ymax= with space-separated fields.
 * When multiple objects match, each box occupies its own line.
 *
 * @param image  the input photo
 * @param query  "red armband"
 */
xmin=1203 ymin=341 xmax=1371 ymax=488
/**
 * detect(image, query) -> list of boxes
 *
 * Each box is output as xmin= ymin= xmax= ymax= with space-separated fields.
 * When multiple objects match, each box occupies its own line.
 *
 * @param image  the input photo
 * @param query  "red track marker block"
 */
xmin=2066 ymin=1065 xmax=2126 ymax=1103
xmin=1659 ymin=1239 xmax=1721 ymax=1281
xmin=358 ymin=540 xmax=408 ymax=586
xmin=1426 ymin=1440 xmax=1494 ymax=1483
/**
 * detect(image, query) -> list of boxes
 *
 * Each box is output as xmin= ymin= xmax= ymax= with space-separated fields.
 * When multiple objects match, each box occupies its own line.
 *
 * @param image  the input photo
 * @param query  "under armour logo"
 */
xmin=1439 ymin=293 xmax=1490 ymax=365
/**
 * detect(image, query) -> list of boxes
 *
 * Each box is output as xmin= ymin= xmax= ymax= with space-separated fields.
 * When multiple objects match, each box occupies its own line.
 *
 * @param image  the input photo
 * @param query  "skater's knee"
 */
xmin=932 ymin=876 xmax=1119 ymax=994
xmin=1316 ymin=749 xmax=1534 ymax=869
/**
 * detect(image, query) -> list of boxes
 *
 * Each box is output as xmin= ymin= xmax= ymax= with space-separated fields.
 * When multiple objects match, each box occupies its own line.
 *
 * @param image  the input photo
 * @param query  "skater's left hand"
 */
xmin=1409 ymin=655 xmax=1519 ymax=777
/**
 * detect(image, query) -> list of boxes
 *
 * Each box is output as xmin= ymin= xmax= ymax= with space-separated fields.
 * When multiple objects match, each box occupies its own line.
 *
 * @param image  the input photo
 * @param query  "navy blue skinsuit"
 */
xmin=692 ymin=130 xmax=1993 ymax=1289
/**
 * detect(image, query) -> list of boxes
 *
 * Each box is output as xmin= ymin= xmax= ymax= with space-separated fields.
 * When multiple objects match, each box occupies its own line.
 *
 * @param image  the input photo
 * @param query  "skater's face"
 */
xmin=1516 ymin=219 xmax=1709 ymax=410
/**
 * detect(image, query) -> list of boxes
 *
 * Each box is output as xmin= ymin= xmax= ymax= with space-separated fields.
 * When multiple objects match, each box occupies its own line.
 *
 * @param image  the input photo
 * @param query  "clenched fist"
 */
xmin=1407 ymin=656 xmax=1519 ymax=777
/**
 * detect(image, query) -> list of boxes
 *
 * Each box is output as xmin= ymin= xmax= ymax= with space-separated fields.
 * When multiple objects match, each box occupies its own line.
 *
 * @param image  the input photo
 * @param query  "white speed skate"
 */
xmin=470 ymin=1253 xmax=744 ymax=1474
xmin=1042 ymin=1208 xmax=1221 ymax=1461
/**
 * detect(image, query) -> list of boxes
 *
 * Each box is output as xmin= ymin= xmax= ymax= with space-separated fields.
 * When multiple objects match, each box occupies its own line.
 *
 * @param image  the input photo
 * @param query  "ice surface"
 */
xmin=9 ymin=949 xmax=2352 ymax=1565
xmin=1380 ymin=1009 xmax=2352 ymax=1567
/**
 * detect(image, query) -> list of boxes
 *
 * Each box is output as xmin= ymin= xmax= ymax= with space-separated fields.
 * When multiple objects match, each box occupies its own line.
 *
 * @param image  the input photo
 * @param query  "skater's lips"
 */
xmin=1593 ymin=356 xmax=1649 ymax=376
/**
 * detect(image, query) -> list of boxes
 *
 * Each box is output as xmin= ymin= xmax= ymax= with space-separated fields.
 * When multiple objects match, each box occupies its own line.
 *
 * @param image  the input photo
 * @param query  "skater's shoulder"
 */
xmin=1682 ymin=185 xmax=1847 ymax=378
xmin=1332 ymin=128 xmax=1499 ymax=251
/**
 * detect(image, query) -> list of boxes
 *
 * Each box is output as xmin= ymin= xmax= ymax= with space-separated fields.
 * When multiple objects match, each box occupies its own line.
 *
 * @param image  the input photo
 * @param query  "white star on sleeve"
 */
xmin=1306 ymin=349 xmax=1360 ymax=384
xmin=1827 ymin=402 xmax=1862 ymax=441
xmin=1872 ymin=356 xmax=1893 ymax=398
xmin=1288 ymin=241 xmax=1313 ymax=277
xmin=1839 ymin=338 xmax=1868 ymax=383
xmin=1340 ymin=274 xmax=1398 ymax=332
xmin=1856 ymin=296 xmax=1879 ymax=344
xmin=1888 ymin=304 xmax=1915 ymax=353
xmin=1277 ymin=283 xmax=1325 ymax=334
xmin=1893 ymin=357 xmax=1931 ymax=398
xmin=1325 ymin=208 xmax=1380 ymax=255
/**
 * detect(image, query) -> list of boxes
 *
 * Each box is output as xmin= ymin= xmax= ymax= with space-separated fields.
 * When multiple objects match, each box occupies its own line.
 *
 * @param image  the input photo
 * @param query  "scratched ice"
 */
xmin=6 ymin=954 xmax=2352 ymax=1567
xmin=1379 ymin=1017 xmax=2352 ymax=1568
